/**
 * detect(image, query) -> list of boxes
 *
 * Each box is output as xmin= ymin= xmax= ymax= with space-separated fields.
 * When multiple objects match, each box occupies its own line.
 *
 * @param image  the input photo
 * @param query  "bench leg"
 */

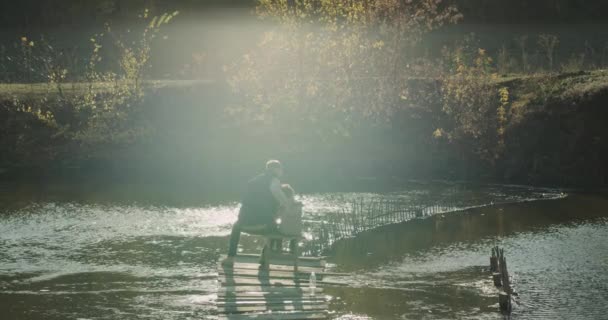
xmin=292 ymin=241 xmax=299 ymax=272
xmin=259 ymin=239 xmax=270 ymax=270
xmin=270 ymin=238 xmax=283 ymax=253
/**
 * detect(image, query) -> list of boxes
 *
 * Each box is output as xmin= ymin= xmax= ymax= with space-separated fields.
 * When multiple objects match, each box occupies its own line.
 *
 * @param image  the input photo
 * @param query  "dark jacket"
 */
xmin=238 ymin=172 xmax=278 ymax=226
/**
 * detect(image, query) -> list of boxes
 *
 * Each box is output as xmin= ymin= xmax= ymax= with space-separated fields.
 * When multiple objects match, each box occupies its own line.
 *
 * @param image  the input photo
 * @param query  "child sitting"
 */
xmin=272 ymin=184 xmax=303 ymax=253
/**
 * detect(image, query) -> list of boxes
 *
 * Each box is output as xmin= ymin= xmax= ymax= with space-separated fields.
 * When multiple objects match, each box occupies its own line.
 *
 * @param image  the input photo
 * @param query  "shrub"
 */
xmin=226 ymin=0 xmax=461 ymax=141
xmin=538 ymin=34 xmax=559 ymax=72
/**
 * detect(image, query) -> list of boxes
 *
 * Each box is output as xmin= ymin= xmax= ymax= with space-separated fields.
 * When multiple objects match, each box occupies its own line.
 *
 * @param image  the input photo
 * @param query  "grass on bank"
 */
xmin=0 ymin=79 xmax=214 ymax=98
xmin=1 ymin=68 xmax=607 ymax=97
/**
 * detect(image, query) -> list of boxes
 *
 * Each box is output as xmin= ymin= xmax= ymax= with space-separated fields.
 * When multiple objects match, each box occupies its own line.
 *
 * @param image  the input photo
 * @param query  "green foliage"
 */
xmin=496 ymin=86 xmax=509 ymax=155
xmin=440 ymin=47 xmax=509 ymax=163
xmin=496 ymin=44 xmax=516 ymax=75
xmin=2 ymin=9 xmax=179 ymax=163
xmin=441 ymin=48 xmax=496 ymax=138
xmin=226 ymin=0 xmax=461 ymax=141
xmin=538 ymin=34 xmax=559 ymax=71
xmin=514 ymin=35 xmax=529 ymax=73
xmin=99 ymin=9 xmax=179 ymax=88
xmin=3 ymin=1 xmax=607 ymax=184
xmin=53 ymin=9 xmax=178 ymax=148
xmin=561 ymin=53 xmax=586 ymax=73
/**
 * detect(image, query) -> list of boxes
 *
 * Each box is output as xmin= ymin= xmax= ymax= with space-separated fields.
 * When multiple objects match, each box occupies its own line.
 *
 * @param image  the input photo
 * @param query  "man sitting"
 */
xmin=222 ymin=160 xmax=288 ymax=266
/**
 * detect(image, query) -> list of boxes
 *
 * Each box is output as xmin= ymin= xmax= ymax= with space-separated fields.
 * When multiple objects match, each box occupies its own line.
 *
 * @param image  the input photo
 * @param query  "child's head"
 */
xmin=281 ymin=184 xmax=295 ymax=200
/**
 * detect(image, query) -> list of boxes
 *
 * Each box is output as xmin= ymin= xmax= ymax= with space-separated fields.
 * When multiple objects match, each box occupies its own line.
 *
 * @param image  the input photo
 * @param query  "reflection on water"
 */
xmin=0 ymin=181 xmax=605 ymax=319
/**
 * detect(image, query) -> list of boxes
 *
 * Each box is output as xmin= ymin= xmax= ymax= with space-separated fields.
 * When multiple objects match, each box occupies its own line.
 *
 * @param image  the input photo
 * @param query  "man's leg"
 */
xmin=227 ymin=222 xmax=241 ymax=257
xmin=270 ymin=239 xmax=283 ymax=252
xmin=266 ymin=218 xmax=281 ymax=252
xmin=289 ymin=239 xmax=297 ymax=254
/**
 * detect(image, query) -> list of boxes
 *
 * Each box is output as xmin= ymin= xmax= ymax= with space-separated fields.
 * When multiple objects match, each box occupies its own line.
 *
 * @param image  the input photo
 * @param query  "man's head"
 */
xmin=265 ymin=159 xmax=283 ymax=178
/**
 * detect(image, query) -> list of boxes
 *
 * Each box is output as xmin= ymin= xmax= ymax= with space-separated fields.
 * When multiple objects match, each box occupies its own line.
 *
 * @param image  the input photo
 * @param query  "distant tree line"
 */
xmin=1 ymin=0 xmax=607 ymax=29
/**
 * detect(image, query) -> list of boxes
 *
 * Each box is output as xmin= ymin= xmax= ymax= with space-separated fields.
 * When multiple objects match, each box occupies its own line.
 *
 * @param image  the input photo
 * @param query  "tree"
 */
xmin=226 ymin=0 xmax=460 ymax=141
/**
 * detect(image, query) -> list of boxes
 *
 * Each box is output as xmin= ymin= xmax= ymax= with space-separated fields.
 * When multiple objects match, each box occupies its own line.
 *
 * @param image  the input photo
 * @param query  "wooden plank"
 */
xmin=219 ymin=306 xmax=329 ymax=314
xmin=219 ymin=303 xmax=328 ymax=313
xmin=234 ymin=253 xmax=325 ymax=262
xmin=218 ymin=298 xmax=327 ymax=305
xmin=220 ymin=255 xmax=325 ymax=268
xmin=310 ymin=271 xmax=348 ymax=277
xmin=218 ymin=262 xmax=324 ymax=274
xmin=217 ymin=295 xmax=327 ymax=304
xmin=220 ymin=267 xmax=346 ymax=278
xmin=216 ymin=253 xmax=329 ymax=320
xmin=218 ymin=299 xmax=327 ymax=307
xmin=218 ymin=295 xmax=325 ymax=303
xmin=219 ymin=268 xmax=324 ymax=280
xmin=220 ymin=276 xmax=302 ymax=287
xmin=218 ymin=311 xmax=328 ymax=320
xmin=219 ymin=276 xmax=339 ymax=287
xmin=222 ymin=261 xmax=324 ymax=271
xmin=218 ymin=295 xmax=318 ymax=301
xmin=218 ymin=286 xmax=324 ymax=294
xmin=219 ymin=269 xmax=349 ymax=284
xmin=313 ymin=279 xmax=348 ymax=287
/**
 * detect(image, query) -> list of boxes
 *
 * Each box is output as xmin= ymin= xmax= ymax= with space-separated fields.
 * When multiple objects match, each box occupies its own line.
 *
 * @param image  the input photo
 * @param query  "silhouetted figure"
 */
xmin=223 ymin=160 xmax=288 ymax=265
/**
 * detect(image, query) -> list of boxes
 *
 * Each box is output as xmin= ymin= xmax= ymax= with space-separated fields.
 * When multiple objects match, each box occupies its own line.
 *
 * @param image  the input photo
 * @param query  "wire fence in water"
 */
xmin=301 ymin=198 xmax=454 ymax=256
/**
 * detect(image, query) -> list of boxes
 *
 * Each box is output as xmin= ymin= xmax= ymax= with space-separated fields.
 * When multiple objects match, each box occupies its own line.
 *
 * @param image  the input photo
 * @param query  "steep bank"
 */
xmin=497 ymin=70 xmax=608 ymax=186
xmin=1 ymin=71 xmax=607 ymax=189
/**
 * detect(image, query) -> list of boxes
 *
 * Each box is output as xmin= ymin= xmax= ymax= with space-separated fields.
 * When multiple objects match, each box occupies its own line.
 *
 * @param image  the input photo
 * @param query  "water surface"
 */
xmin=0 ymin=181 xmax=605 ymax=319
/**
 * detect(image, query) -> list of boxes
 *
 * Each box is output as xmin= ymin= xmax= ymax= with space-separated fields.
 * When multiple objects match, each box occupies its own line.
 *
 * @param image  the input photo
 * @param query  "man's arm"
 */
xmin=270 ymin=178 xmax=289 ymax=208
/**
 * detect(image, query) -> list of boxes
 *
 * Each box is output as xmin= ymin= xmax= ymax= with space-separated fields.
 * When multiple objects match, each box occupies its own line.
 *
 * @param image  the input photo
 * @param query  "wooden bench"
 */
xmin=240 ymin=226 xmax=301 ymax=272
xmin=216 ymin=254 xmax=328 ymax=319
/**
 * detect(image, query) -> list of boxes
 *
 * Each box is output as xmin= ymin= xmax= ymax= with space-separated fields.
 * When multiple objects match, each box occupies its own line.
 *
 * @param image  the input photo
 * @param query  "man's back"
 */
xmin=239 ymin=173 xmax=278 ymax=225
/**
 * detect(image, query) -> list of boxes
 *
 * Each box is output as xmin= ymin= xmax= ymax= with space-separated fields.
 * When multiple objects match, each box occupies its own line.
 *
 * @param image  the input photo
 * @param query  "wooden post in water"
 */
xmin=490 ymin=246 xmax=513 ymax=314
xmin=493 ymin=272 xmax=502 ymax=287
xmin=499 ymin=292 xmax=511 ymax=313
xmin=501 ymin=256 xmax=511 ymax=294
xmin=490 ymin=247 xmax=499 ymax=272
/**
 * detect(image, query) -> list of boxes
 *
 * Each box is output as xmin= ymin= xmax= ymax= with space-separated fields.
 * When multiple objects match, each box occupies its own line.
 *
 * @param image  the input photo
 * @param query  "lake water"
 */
xmin=0 ymin=181 xmax=606 ymax=319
